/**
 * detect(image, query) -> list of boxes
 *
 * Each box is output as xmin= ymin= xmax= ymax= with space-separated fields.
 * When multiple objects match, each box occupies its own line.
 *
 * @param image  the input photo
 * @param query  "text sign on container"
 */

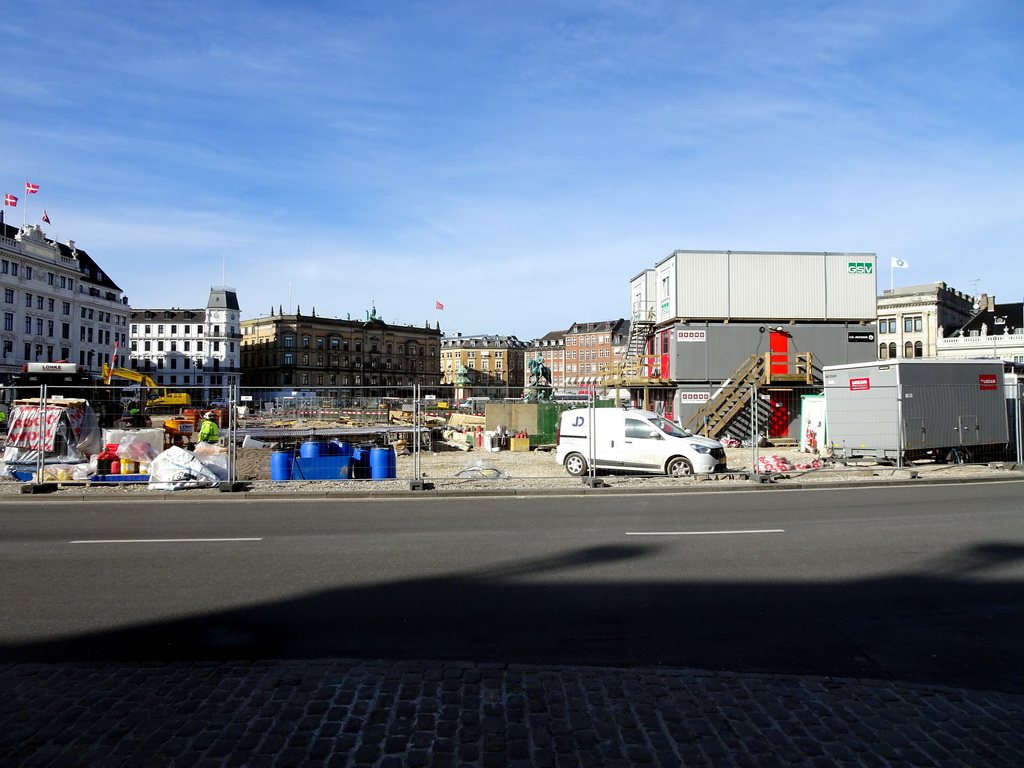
xmin=979 ymin=374 xmax=998 ymax=391
xmin=849 ymin=378 xmax=871 ymax=391
xmin=676 ymin=330 xmax=706 ymax=343
xmin=678 ymin=391 xmax=710 ymax=402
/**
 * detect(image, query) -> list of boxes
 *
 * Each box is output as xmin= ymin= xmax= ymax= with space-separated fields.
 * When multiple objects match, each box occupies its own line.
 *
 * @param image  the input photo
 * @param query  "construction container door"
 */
xmin=767 ymin=389 xmax=793 ymax=440
xmin=957 ymin=414 xmax=978 ymax=446
xmin=769 ymin=330 xmax=789 ymax=375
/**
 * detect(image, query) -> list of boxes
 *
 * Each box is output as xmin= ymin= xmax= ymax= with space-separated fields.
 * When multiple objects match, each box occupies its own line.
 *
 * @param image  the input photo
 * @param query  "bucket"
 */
xmin=369 ymin=445 xmax=397 ymax=480
xmin=270 ymin=451 xmax=294 ymax=481
xmin=300 ymin=441 xmax=329 ymax=459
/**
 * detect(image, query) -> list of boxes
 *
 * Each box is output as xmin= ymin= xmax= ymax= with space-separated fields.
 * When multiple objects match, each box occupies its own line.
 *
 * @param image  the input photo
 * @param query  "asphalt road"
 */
xmin=1 ymin=480 xmax=1022 ymax=693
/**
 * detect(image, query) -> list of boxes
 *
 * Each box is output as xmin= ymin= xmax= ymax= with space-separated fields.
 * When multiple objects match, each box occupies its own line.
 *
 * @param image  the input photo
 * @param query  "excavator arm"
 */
xmin=101 ymin=364 xmax=157 ymax=388
xmin=100 ymin=364 xmax=190 ymax=408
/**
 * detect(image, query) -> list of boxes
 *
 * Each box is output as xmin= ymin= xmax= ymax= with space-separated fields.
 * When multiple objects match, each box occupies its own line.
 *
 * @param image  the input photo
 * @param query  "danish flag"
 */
xmin=25 ymin=182 xmax=39 ymax=194
xmin=3 ymin=194 xmax=16 ymax=207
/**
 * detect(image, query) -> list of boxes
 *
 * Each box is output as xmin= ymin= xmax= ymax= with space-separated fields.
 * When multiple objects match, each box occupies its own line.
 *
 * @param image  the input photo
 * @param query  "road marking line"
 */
xmin=70 ymin=538 xmax=264 ymax=544
xmin=626 ymin=529 xmax=784 ymax=536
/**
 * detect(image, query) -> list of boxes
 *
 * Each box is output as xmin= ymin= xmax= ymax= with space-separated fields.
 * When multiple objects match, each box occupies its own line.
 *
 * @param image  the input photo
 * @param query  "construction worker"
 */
xmin=197 ymin=412 xmax=220 ymax=445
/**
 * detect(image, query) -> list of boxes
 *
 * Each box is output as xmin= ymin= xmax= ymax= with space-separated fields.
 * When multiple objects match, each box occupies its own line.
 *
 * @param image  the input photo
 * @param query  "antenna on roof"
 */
xmin=969 ymin=279 xmax=981 ymax=310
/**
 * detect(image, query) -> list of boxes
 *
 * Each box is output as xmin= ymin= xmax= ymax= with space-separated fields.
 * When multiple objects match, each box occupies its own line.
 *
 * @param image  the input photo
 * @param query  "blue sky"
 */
xmin=3 ymin=1 xmax=1022 ymax=339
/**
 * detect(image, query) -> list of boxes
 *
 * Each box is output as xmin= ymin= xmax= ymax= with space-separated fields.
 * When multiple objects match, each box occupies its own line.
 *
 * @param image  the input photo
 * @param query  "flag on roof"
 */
xmin=42 ymin=209 xmax=50 ymax=224
xmin=25 ymin=182 xmax=39 ymax=194
xmin=435 ymin=301 xmax=444 ymax=310
xmin=3 ymin=194 xmax=16 ymax=207
xmin=891 ymin=257 xmax=909 ymax=269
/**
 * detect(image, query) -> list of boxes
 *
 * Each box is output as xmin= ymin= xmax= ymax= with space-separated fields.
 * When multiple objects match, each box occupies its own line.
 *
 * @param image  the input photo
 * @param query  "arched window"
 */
xmin=914 ymin=341 xmax=923 ymax=357
xmin=879 ymin=343 xmax=888 ymax=359
xmin=888 ymin=342 xmax=897 ymax=358
xmin=904 ymin=342 xmax=914 ymax=358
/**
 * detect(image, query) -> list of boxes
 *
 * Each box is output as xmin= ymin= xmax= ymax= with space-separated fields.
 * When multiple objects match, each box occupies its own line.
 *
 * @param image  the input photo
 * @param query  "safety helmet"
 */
xmin=203 ymin=412 xmax=215 ymax=420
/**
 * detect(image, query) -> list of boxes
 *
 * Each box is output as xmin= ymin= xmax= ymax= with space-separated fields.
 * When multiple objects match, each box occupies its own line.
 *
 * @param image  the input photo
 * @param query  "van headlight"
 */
xmin=688 ymin=443 xmax=711 ymax=454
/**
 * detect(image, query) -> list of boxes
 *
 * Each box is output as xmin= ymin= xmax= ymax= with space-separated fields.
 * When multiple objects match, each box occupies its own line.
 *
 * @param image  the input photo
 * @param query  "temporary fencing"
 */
xmin=2 ymin=377 xmax=1021 ymax=487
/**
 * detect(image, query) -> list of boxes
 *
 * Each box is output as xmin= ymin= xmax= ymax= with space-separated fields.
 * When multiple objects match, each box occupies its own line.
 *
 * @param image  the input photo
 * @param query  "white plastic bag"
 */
xmin=148 ymin=446 xmax=220 ymax=490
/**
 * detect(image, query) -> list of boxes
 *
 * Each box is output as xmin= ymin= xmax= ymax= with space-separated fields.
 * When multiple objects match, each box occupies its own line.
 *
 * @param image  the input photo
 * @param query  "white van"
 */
xmin=555 ymin=407 xmax=727 ymax=477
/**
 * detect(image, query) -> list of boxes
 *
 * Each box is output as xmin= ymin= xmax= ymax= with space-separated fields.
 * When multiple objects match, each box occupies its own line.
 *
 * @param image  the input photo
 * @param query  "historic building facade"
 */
xmin=562 ymin=319 xmax=629 ymax=391
xmin=241 ymin=308 xmax=442 ymax=399
xmin=0 ymin=222 xmax=130 ymax=383
xmin=876 ymin=282 xmax=977 ymax=360
xmin=128 ymin=287 xmax=243 ymax=406
xmin=439 ymin=333 xmax=528 ymax=398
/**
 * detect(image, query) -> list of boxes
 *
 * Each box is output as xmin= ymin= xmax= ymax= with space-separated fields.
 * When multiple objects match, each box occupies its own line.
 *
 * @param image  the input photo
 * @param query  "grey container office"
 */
xmin=822 ymin=359 xmax=1008 ymax=461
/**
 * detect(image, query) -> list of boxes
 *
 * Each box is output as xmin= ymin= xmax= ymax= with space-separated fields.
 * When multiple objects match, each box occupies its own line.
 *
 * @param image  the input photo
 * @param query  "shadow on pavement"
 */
xmin=2 ymin=541 xmax=1022 ymax=694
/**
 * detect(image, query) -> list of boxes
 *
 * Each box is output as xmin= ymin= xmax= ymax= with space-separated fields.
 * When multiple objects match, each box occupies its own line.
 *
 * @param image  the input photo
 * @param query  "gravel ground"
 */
xmin=3 ymin=441 xmax=1019 ymax=495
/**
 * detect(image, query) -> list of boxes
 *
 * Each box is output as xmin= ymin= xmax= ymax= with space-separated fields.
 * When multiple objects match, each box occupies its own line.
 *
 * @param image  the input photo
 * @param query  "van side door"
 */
xmin=621 ymin=416 xmax=663 ymax=471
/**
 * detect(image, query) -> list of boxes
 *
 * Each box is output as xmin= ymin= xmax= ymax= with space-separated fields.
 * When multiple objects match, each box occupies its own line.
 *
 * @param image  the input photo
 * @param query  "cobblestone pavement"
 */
xmin=2 ymin=658 xmax=1022 ymax=767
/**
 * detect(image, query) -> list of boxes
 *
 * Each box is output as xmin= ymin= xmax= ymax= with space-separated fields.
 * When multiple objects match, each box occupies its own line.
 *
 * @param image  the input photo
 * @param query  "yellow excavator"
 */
xmin=101 ymin=364 xmax=191 ymax=409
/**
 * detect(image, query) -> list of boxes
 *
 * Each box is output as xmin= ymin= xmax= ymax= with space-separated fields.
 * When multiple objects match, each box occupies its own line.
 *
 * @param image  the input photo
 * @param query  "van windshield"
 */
xmin=649 ymin=415 xmax=692 ymax=438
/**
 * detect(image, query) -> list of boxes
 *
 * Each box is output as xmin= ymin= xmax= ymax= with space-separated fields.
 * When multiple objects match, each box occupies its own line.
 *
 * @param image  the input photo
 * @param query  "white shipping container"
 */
xmin=655 ymin=250 xmax=876 ymax=322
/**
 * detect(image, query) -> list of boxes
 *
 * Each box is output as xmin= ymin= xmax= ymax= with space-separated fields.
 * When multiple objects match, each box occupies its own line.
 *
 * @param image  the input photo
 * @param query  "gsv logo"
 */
xmin=848 ymin=262 xmax=874 ymax=274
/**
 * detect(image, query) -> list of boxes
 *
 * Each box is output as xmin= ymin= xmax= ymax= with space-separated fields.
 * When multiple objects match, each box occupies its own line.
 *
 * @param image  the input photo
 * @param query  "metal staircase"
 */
xmin=616 ymin=302 xmax=659 ymax=382
xmin=682 ymin=352 xmax=815 ymax=439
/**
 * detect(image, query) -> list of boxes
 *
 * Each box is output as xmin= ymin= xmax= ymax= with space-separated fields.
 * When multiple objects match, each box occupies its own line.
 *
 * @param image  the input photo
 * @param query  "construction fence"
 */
xmin=2 ymin=379 xmax=1021 ymax=486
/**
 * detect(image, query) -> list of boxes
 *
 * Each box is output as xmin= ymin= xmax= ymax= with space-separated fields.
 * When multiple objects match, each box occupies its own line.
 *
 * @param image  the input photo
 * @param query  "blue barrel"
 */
xmin=370 ymin=445 xmax=396 ymax=480
xmin=332 ymin=441 xmax=354 ymax=458
xmin=270 ymin=451 xmax=293 ymax=481
xmin=300 ymin=441 xmax=329 ymax=459
xmin=351 ymin=444 xmax=373 ymax=479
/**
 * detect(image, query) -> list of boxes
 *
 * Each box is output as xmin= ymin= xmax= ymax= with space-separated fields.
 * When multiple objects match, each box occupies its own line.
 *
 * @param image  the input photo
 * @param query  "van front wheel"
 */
xmin=564 ymin=452 xmax=589 ymax=477
xmin=667 ymin=457 xmax=694 ymax=477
